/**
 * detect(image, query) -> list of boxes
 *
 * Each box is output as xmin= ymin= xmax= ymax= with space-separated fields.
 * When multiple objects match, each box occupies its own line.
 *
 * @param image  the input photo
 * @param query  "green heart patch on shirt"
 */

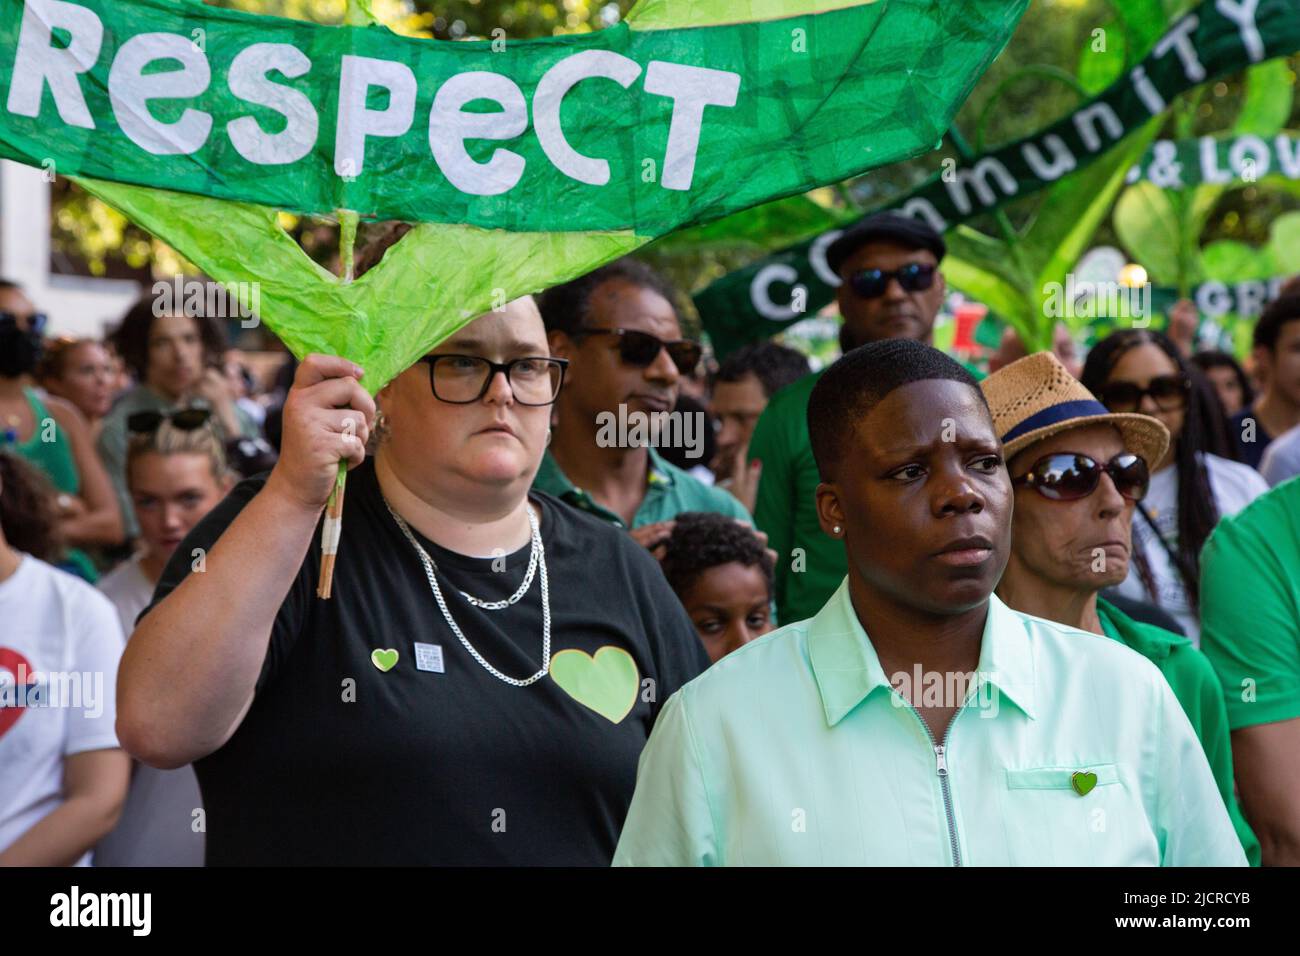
xmin=550 ymin=647 xmax=639 ymax=724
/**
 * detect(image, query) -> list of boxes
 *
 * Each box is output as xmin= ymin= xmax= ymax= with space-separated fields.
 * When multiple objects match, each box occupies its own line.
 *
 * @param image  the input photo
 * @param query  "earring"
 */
xmin=832 ymin=525 xmax=842 ymax=535
xmin=545 ymin=428 xmax=553 ymax=447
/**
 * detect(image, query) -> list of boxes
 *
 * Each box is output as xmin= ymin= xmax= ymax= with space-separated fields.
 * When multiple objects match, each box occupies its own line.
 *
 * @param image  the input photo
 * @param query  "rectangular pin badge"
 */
xmin=414 ymin=643 xmax=445 ymax=674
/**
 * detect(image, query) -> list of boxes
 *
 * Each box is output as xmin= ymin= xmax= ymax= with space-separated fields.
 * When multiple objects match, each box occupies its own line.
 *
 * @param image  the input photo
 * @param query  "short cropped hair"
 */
xmin=537 ymin=258 xmax=679 ymax=337
xmin=714 ymin=342 xmax=811 ymax=398
xmin=659 ymin=511 xmax=775 ymax=599
xmin=1253 ymin=294 xmax=1300 ymax=352
xmin=808 ymin=339 xmax=983 ymax=480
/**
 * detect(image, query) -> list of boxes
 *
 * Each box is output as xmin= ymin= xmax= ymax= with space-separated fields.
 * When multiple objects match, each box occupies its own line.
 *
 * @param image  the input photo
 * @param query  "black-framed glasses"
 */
xmin=0 ymin=311 xmax=48 ymax=336
xmin=848 ymin=263 xmax=936 ymax=299
xmin=1097 ymin=374 xmax=1190 ymax=413
xmin=418 ymin=354 xmax=568 ymax=406
xmin=1011 ymin=452 xmax=1150 ymax=502
xmin=127 ymin=407 xmax=213 ymax=434
xmin=573 ymin=327 xmax=702 ymax=376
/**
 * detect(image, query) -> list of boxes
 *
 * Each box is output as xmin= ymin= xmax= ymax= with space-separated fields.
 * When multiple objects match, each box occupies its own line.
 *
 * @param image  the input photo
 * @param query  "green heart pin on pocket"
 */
xmin=1071 ymin=770 xmax=1098 ymax=796
xmin=371 ymin=649 xmax=399 ymax=672
xmin=549 ymin=647 xmax=639 ymax=724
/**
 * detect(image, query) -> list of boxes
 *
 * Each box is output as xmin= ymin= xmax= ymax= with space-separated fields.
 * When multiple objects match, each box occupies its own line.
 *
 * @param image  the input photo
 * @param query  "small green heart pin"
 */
xmin=371 ymin=649 xmax=399 ymax=673
xmin=1071 ymin=770 xmax=1098 ymax=796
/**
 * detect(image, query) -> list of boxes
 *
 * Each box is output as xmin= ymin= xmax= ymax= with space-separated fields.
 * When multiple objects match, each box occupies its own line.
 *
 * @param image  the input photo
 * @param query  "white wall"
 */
xmin=0 ymin=160 xmax=142 ymax=338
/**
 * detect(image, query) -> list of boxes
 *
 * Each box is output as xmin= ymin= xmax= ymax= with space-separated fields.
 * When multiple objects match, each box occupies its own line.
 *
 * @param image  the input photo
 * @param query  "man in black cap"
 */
xmin=748 ymin=212 xmax=948 ymax=624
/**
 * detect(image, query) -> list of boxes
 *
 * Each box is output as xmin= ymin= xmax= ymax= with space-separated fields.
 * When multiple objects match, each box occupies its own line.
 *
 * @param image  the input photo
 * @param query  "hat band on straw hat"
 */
xmin=1000 ymin=399 xmax=1110 ymax=444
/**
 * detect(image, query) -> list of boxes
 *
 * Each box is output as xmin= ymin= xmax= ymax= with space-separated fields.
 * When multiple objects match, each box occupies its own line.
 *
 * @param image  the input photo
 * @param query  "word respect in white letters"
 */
xmin=6 ymin=0 xmax=742 ymax=194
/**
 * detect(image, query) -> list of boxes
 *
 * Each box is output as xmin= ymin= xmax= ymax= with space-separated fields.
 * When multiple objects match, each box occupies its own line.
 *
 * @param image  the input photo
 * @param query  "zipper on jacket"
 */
xmin=901 ymin=700 xmax=966 ymax=867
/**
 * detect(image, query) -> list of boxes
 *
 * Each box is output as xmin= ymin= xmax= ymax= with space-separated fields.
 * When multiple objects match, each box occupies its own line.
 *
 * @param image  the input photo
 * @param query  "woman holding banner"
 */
xmin=116 ymin=261 xmax=709 ymax=864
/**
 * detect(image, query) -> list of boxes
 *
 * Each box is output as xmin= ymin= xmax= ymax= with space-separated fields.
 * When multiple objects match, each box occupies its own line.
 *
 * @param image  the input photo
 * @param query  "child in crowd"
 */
xmin=658 ymin=511 xmax=775 ymax=663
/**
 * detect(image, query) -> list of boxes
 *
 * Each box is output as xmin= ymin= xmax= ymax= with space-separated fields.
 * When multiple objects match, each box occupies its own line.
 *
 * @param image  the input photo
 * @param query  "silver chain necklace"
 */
xmin=383 ymin=496 xmax=551 ymax=687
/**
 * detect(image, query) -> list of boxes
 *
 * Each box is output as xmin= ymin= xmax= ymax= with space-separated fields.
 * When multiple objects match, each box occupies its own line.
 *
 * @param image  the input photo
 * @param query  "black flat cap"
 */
xmin=825 ymin=211 xmax=947 ymax=277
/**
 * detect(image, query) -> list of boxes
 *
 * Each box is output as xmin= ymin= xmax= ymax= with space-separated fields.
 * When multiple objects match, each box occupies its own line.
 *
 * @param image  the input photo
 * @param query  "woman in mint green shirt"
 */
xmin=614 ymin=340 xmax=1244 ymax=866
xmin=982 ymin=351 xmax=1258 ymax=864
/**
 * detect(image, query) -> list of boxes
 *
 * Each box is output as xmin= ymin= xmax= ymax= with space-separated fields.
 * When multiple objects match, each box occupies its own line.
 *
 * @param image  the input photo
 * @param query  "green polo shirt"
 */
xmin=749 ymin=371 xmax=834 ymax=626
xmin=1200 ymin=476 xmax=1300 ymax=731
xmin=613 ymin=582 xmax=1245 ymax=866
xmin=1097 ymin=598 xmax=1260 ymax=866
xmin=532 ymin=446 xmax=750 ymax=529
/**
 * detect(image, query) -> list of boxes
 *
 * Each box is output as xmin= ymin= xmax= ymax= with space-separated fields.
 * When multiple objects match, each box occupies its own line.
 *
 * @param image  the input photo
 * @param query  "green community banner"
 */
xmin=695 ymin=0 xmax=1300 ymax=357
xmin=1081 ymin=276 xmax=1295 ymax=352
xmin=1128 ymin=132 xmax=1300 ymax=189
xmin=0 ymin=0 xmax=1028 ymax=393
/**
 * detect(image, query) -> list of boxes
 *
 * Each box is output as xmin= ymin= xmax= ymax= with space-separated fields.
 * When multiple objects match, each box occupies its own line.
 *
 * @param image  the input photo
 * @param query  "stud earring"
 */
xmin=832 ymin=525 xmax=842 ymax=534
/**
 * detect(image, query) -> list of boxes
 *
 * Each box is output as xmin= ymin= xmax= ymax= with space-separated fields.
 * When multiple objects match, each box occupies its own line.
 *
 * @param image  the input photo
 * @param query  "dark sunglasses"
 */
xmin=847 ymin=263 xmax=936 ymax=299
xmin=1098 ymin=374 xmax=1189 ymax=413
xmin=0 ymin=311 xmax=48 ymax=335
xmin=574 ymin=327 xmax=702 ymax=376
xmin=127 ymin=407 xmax=212 ymax=434
xmin=1012 ymin=452 xmax=1150 ymax=502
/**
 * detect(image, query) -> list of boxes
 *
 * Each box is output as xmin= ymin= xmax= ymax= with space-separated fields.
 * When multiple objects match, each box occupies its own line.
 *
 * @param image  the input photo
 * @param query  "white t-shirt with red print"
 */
xmin=0 ymin=554 xmax=124 ymax=865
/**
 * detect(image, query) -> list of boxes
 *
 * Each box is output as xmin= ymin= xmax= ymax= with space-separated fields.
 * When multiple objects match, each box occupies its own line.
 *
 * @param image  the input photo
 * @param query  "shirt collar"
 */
xmin=536 ymin=446 xmax=677 ymax=495
xmin=808 ymin=580 xmax=1037 ymax=727
xmin=645 ymin=446 xmax=677 ymax=488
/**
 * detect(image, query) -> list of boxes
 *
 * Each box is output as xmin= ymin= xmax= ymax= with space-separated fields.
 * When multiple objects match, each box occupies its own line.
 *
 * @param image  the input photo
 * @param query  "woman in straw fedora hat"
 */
xmin=982 ymin=351 xmax=1258 ymax=864
xmin=1081 ymin=329 xmax=1268 ymax=643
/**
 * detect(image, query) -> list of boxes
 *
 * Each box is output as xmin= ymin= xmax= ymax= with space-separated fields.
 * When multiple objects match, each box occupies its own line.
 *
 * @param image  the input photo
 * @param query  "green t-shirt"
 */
xmin=531 ymin=446 xmax=750 ymax=529
xmin=1199 ymin=476 xmax=1300 ymax=731
xmin=1097 ymin=598 xmax=1260 ymax=866
xmin=748 ymin=370 xmax=837 ymax=626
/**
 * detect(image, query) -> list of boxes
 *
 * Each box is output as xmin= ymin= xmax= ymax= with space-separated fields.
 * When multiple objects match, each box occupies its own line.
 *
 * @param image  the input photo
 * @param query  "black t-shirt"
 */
xmin=144 ymin=458 xmax=709 ymax=865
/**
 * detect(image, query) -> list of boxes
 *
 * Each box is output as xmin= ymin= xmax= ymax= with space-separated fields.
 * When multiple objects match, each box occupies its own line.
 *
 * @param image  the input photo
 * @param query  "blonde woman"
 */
xmin=95 ymin=416 xmax=234 ymax=867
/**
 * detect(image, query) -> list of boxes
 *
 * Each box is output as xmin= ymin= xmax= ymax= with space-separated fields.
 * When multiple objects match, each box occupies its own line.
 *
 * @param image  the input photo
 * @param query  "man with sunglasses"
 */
xmin=983 ymin=352 xmax=1259 ymax=864
xmin=536 ymin=260 xmax=750 ymax=552
xmin=748 ymin=212 xmax=947 ymax=625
